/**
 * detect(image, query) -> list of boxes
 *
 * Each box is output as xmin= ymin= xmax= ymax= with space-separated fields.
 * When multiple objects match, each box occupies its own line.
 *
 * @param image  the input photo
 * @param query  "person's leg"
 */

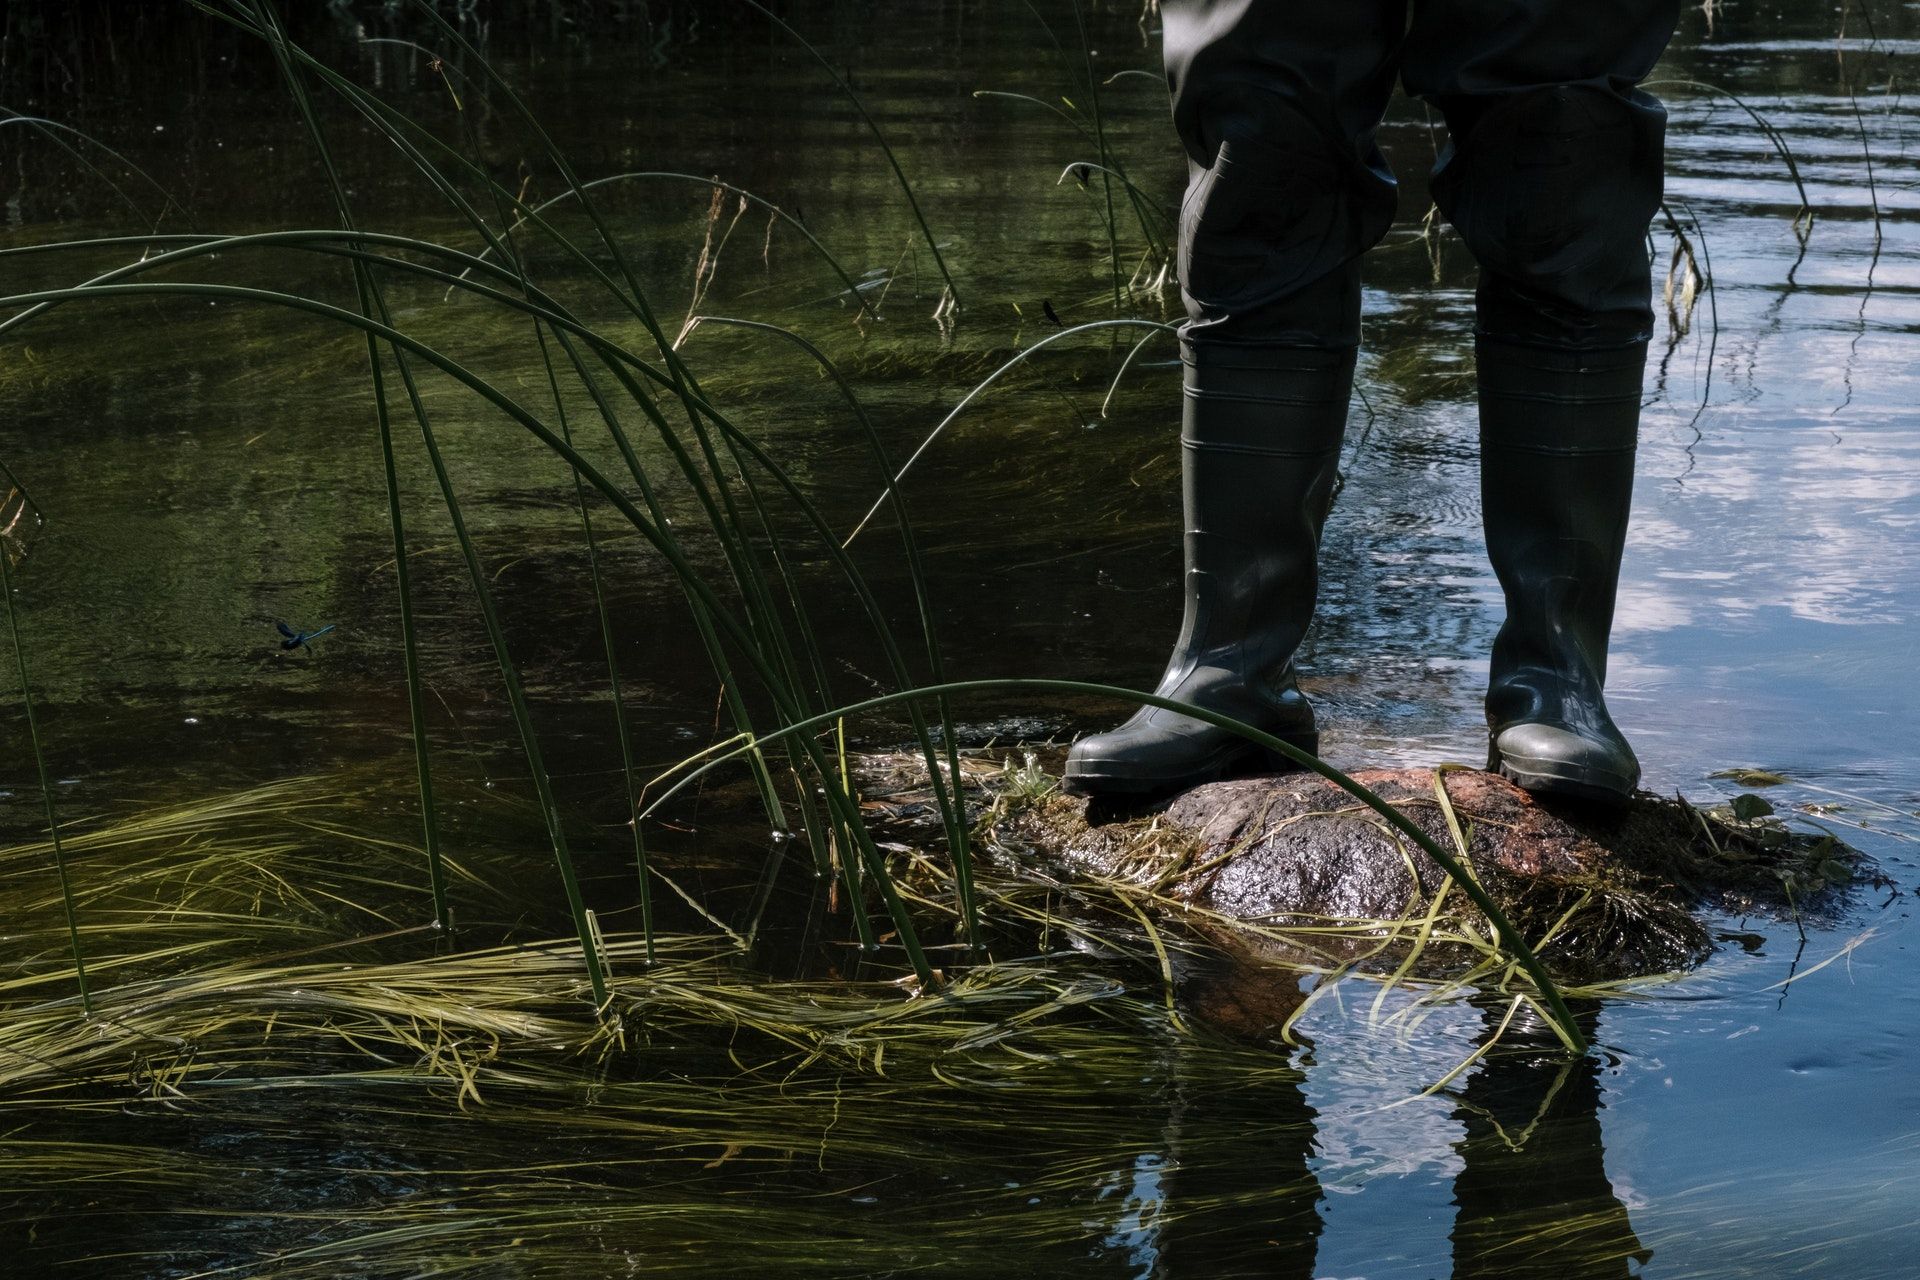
xmin=1405 ymin=1 xmax=1680 ymax=804
xmin=1065 ymin=0 xmax=1404 ymax=796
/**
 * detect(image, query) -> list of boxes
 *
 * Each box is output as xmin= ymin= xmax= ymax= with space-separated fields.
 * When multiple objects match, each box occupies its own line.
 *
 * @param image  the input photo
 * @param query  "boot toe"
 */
xmin=1064 ymin=701 xmax=1320 ymax=797
xmin=1064 ymin=725 xmax=1256 ymax=796
xmin=1492 ymin=722 xmax=1640 ymax=805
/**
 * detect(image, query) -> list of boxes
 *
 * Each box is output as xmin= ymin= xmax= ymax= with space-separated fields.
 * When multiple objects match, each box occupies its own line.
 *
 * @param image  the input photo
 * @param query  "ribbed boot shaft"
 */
xmin=1063 ymin=339 xmax=1355 ymax=793
xmin=1168 ymin=339 xmax=1354 ymax=688
xmin=1181 ymin=337 xmax=1356 ymax=458
xmin=1476 ymin=338 xmax=1644 ymax=456
xmin=1478 ymin=337 xmax=1643 ymax=736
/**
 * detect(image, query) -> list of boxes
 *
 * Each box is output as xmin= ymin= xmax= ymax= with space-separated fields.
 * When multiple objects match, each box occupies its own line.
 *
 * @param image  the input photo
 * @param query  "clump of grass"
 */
xmin=934 ymin=746 xmax=1873 ymax=1049
xmin=639 ymin=678 xmax=1595 ymax=1050
xmin=997 ymin=751 xmax=1060 ymax=809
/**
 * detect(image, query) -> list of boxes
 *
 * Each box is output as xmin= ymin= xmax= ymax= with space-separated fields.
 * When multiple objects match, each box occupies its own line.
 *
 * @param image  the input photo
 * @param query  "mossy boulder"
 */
xmin=1014 ymin=768 xmax=1869 ymax=980
xmin=859 ymin=754 xmax=1867 ymax=982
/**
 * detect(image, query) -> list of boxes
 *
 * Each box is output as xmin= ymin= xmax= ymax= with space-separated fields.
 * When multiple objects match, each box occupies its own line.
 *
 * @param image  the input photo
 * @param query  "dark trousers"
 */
xmin=1164 ymin=0 xmax=1681 ymax=351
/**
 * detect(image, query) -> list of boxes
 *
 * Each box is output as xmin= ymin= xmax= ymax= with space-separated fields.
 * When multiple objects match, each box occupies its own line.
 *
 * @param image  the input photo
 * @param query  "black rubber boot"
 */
xmin=1064 ymin=339 xmax=1350 ymax=797
xmin=1479 ymin=338 xmax=1644 ymax=806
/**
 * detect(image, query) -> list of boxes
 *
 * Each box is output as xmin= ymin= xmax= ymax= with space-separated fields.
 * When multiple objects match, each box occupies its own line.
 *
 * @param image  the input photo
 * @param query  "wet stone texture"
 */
xmin=974 ymin=765 xmax=1869 ymax=981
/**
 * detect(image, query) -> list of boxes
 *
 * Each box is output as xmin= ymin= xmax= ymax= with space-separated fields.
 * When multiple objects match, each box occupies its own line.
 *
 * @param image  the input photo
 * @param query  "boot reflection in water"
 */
xmin=1451 ymin=1004 xmax=1650 ymax=1277
xmin=1151 ymin=1064 xmax=1323 ymax=1278
xmin=1150 ymin=971 xmax=1643 ymax=1277
xmin=1151 ymin=959 xmax=1324 ymax=1278
xmin=1063 ymin=0 xmax=1681 ymax=806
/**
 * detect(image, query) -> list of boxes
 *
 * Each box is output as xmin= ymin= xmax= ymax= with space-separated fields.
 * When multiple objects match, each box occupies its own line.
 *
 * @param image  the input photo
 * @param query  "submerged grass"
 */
xmin=0 ymin=769 xmax=1568 ymax=1107
xmin=0 ymin=873 xmax=1322 ymax=1276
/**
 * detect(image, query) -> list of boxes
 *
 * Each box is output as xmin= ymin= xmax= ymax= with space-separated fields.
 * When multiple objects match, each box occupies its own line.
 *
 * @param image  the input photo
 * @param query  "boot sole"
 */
xmin=1061 ymin=730 xmax=1320 ymax=798
xmin=1490 ymin=745 xmax=1637 ymax=808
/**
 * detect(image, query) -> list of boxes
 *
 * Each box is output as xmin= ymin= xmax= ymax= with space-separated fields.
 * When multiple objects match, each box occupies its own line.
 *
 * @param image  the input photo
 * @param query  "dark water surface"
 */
xmin=2 ymin=1 xmax=1918 ymax=1276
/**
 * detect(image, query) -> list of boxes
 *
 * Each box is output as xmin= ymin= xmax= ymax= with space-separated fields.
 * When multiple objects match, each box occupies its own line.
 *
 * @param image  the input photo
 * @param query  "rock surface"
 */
xmin=854 ymin=753 xmax=1865 ymax=981
xmin=997 ymin=765 xmax=1860 ymax=980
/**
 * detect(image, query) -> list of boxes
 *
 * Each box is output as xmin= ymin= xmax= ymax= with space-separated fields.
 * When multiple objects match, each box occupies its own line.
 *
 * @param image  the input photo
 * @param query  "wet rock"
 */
xmin=992 ymin=766 xmax=1865 ymax=980
xmin=855 ymin=752 xmax=1870 ymax=982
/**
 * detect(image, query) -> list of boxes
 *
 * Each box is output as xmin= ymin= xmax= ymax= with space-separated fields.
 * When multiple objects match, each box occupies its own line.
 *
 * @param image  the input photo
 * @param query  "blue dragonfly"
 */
xmin=276 ymin=621 xmax=336 ymax=652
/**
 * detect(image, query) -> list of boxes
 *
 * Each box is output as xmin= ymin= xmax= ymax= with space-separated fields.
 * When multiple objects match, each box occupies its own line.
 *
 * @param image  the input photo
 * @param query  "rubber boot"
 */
xmin=1479 ymin=338 xmax=1643 ymax=806
xmin=1064 ymin=338 xmax=1350 ymax=796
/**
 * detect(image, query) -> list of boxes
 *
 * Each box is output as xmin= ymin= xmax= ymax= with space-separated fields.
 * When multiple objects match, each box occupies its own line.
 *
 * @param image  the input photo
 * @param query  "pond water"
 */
xmin=2 ymin=1 xmax=1917 ymax=1276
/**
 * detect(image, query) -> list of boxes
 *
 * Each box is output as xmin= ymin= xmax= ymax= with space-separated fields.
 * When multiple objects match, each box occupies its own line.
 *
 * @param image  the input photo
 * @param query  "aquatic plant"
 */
xmin=974 ymin=0 xmax=1176 ymax=308
xmin=0 ymin=0 xmax=1598 ymax=1065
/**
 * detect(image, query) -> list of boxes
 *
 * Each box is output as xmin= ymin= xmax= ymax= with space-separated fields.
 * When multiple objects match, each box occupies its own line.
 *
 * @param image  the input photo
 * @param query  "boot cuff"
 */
xmin=1181 ymin=335 xmax=1357 ymax=374
xmin=1477 ymin=337 xmax=1645 ymax=455
xmin=1476 ymin=336 xmax=1648 ymax=387
xmin=1181 ymin=338 xmax=1357 ymax=413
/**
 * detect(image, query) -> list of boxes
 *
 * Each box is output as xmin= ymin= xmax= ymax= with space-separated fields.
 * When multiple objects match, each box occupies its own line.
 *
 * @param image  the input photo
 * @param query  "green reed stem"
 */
xmin=1641 ymin=79 xmax=1814 ymax=232
xmin=543 ymin=325 xmax=656 ymax=961
xmin=1069 ymin=0 xmax=1123 ymax=307
xmin=789 ymin=766 xmax=833 ymax=877
xmin=246 ymin=0 xmax=594 ymax=993
xmin=740 ymin=0 xmax=960 ymax=313
xmin=0 ymin=109 xmax=187 ymax=231
xmin=442 ymin=66 xmax=659 ymax=963
xmin=368 ymin=341 xmax=449 ymax=934
xmin=845 ymin=317 xmax=1177 ymax=547
xmin=684 ymin=316 xmax=977 ymax=938
xmin=205 ymin=28 xmax=448 ymax=936
xmin=0 ymin=544 xmax=91 ymax=1014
